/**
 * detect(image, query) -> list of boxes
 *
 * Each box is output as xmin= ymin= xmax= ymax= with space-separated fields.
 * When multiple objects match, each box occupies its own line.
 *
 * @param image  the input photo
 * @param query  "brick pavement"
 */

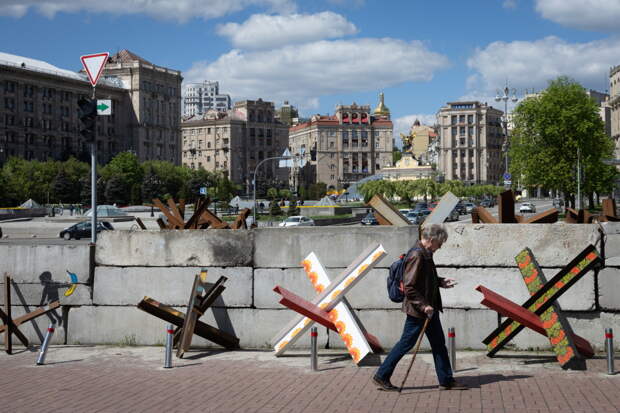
xmin=1 ymin=346 xmax=619 ymax=413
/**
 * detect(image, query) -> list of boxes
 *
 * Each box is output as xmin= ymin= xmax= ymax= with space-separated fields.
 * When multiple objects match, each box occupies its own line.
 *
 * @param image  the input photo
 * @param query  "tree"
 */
xmin=52 ymin=169 xmax=79 ymax=203
xmin=287 ymin=198 xmax=300 ymax=216
xmin=100 ymin=152 xmax=143 ymax=203
xmin=509 ymin=76 xmax=617 ymax=207
xmin=141 ymin=167 xmax=163 ymax=203
xmin=308 ymin=182 xmax=328 ymax=200
xmin=104 ymin=176 xmax=128 ymax=205
xmin=394 ymin=180 xmax=421 ymax=206
xmin=392 ymin=146 xmax=402 ymax=166
xmin=358 ymin=180 xmax=395 ymax=203
xmin=269 ymin=200 xmax=283 ymax=216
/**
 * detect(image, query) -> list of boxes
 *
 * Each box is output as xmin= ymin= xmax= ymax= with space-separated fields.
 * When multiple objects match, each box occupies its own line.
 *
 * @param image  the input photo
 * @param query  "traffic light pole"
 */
xmin=91 ymin=87 xmax=97 ymax=244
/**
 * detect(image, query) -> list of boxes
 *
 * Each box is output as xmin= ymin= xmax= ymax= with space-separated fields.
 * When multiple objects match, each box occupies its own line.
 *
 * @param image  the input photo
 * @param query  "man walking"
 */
xmin=373 ymin=224 xmax=468 ymax=391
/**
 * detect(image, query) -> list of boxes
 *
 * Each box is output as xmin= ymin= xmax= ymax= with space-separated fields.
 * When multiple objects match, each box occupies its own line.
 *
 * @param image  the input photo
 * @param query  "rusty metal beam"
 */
xmin=497 ymin=190 xmax=518 ymax=223
xmin=524 ymin=208 xmax=559 ymax=224
xmin=472 ymin=206 xmax=498 ymax=223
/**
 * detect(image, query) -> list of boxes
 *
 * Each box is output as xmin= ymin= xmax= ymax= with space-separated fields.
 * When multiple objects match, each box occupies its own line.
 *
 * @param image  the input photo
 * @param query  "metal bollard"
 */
xmin=310 ymin=327 xmax=318 ymax=371
xmin=164 ymin=324 xmax=174 ymax=369
xmin=36 ymin=323 xmax=55 ymax=365
xmin=448 ymin=327 xmax=456 ymax=372
xmin=606 ymin=328 xmax=614 ymax=375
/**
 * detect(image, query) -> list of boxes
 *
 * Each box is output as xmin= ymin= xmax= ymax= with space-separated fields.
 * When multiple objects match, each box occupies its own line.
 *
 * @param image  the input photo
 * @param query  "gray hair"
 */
xmin=421 ymin=224 xmax=448 ymax=244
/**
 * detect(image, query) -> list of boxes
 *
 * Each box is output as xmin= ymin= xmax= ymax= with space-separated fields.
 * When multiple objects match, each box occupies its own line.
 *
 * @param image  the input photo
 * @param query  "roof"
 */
xmin=0 ymin=51 xmax=86 ymax=82
xmin=289 ymin=115 xmax=393 ymax=132
xmin=108 ymin=49 xmax=153 ymax=65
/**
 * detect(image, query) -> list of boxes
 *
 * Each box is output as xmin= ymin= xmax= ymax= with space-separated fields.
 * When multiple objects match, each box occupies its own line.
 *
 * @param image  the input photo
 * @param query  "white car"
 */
xmin=398 ymin=208 xmax=410 ymax=216
xmin=519 ymin=202 xmax=536 ymax=213
xmin=279 ymin=215 xmax=315 ymax=227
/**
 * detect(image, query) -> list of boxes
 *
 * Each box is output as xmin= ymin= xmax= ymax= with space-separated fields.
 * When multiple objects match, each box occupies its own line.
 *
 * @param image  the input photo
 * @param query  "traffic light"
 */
xmin=78 ymin=97 xmax=97 ymax=141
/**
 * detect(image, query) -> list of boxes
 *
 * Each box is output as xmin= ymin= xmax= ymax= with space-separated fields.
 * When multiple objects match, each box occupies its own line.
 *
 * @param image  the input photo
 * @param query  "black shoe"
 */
xmin=372 ymin=375 xmax=398 ymax=391
xmin=438 ymin=380 xmax=469 ymax=390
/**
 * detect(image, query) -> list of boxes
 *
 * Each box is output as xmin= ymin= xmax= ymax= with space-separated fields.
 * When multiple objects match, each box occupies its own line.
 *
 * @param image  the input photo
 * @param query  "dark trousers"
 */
xmin=375 ymin=312 xmax=453 ymax=386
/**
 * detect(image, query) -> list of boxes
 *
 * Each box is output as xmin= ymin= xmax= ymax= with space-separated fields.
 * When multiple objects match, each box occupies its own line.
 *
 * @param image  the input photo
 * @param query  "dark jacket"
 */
xmin=402 ymin=241 xmax=444 ymax=318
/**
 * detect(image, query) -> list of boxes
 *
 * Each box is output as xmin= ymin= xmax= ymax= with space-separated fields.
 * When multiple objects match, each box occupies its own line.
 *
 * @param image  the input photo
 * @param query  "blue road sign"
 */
xmin=503 ymin=172 xmax=512 ymax=180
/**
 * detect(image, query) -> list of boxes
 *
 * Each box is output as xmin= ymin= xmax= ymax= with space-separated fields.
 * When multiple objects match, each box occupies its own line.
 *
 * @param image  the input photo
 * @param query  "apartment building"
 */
xmin=181 ymin=99 xmax=289 ymax=192
xmin=437 ymin=101 xmax=505 ymax=184
xmin=288 ymin=94 xmax=393 ymax=190
xmin=183 ymin=80 xmax=231 ymax=117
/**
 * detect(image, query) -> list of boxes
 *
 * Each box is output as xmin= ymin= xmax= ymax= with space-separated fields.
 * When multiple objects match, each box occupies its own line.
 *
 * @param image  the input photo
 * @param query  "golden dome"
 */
xmin=373 ymin=92 xmax=390 ymax=116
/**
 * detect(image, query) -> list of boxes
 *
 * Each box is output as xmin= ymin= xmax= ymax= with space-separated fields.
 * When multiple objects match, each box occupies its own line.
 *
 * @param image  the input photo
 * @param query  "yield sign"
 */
xmin=80 ymin=52 xmax=109 ymax=87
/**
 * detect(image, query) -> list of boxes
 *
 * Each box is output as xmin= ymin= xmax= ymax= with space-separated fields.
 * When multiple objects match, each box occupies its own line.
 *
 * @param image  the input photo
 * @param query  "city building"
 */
xmin=609 ymin=66 xmax=620 ymax=161
xmin=103 ymin=50 xmax=182 ymax=164
xmin=181 ymin=99 xmax=289 ymax=193
xmin=437 ymin=101 xmax=505 ymax=184
xmin=0 ymin=51 xmax=132 ymax=164
xmin=276 ymin=101 xmax=299 ymax=127
xmin=288 ymin=93 xmax=393 ymax=190
xmin=183 ymin=80 xmax=231 ymax=117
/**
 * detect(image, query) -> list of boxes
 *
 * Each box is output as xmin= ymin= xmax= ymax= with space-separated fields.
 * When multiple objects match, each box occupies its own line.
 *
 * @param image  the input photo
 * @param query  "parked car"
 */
xmin=398 ymin=208 xmax=410 ymax=216
xmin=59 ymin=221 xmax=114 ymax=240
xmin=279 ymin=215 xmax=315 ymax=227
xmin=406 ymin=210 xmax=425 ymax=225
xmin=519 ymin=202 xmax=536 ymax=213
xmin=413 ymin=202 xmax=428 ymax=211
xmin=455 ymin=202 xmax=467 ymax=215
xmin=446 ymin=207 xmax=460 ymax=222
xmin=361 ymin=213 xmax=378 ymax=225
xmin=463 ymin=202 xmax=476 ymax=213
xmin=480 ymin=199 xmax=491 ymax=208
xmin=429 ymin=202 xmax=438 ymax=210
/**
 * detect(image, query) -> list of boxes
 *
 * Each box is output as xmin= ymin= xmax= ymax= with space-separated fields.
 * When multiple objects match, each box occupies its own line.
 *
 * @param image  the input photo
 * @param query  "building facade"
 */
xmin=183 ymin=80 xmax=231 ymax=117
xmin=288 ymin=94 xmax=393 ymax=190
xmin=276 ymin=101 xmax=299 ymax=127
xmin=103 ymin=50 xmax=182 ymax=164
xmin=610 ymin=65 xmax=620 ymax=161
xmin=0 ymin=51 xmax=133 ymax=165
xmin=181 ymin=99 xmax=289 ymax=193
xmin=437 ymin=101 xmax=504 ymax=184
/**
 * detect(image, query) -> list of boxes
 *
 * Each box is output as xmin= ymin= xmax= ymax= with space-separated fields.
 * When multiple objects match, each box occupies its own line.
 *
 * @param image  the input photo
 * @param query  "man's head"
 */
xmin=420 ymin=224 xmax=448 ymax=252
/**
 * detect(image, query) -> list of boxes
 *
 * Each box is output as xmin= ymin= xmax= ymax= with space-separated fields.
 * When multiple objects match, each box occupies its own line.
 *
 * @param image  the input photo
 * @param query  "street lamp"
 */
xmin=495 ymin=83 xmax=518 ymax=187
xmin=252 ymin=155 xmax=298 ymax=225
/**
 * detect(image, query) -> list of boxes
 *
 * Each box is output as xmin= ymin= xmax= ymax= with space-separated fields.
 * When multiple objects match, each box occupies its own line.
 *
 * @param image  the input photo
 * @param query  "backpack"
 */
xmin=387 ymin=247 xmax=421 ymax=303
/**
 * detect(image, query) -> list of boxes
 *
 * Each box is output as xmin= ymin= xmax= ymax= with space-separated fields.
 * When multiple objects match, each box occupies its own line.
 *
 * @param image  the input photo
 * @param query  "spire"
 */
xmin=373 ymin=92 xmax=390 ymax=117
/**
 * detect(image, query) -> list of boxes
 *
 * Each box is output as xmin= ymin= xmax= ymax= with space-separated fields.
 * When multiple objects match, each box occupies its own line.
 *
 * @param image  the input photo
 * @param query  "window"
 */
xmin=451 ymin=127 xmax=457 ymax=138
xmin=23 ymin=85 xmax=34 ymax=98
xmin=451 ymin=115 xmax=457 ymax=125
xmin=467 ymin=114 xmax=474 ymax=124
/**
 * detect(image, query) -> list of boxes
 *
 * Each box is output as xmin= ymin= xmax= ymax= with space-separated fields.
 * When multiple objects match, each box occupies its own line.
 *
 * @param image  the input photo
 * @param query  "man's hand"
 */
xmin=441 ymin=278 xmax=457 ymax=288
xmin=423 ymin=305 xmax=434 ymax=318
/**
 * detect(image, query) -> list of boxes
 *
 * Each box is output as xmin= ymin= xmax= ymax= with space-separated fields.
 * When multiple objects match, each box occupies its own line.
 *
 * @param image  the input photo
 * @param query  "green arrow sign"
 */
xmin=96 ymin=99 xmax=112 ymax=115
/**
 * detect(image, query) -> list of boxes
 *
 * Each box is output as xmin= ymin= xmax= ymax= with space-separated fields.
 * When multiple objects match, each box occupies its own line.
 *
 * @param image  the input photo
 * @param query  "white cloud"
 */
xmin=466 ymin=36 xmax=620 ymax=95
xmin=0 ymin=0 xmax=296 ymax=21
xmin=535 ymin=0 xmax=620 ymax=32
xmin=216 ymin=12 xmax=358 ymax=50
xmin=184 ymin=37 xmax=449 ymax=110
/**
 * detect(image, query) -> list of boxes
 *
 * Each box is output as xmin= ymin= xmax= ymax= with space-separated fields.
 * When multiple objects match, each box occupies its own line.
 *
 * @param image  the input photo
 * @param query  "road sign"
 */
xmin=503 ymin=172 xmax=512 ymax=180
xmin=199 ymin=187 xmax=207 ymax=195
xmin=504 ymin=180 xmax=512 ymax=186
xmin=97 ymin=100 xmax=111 ymax=115
xmin=80 ymin=52 xmax=109 ymax=87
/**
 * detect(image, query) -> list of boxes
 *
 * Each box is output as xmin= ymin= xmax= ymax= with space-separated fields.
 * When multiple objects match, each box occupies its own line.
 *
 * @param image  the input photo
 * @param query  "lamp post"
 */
xmin=495 ymin=83 xmax=518 ymax=187
xmin=252 ymin=155 xmax=298 ymax=225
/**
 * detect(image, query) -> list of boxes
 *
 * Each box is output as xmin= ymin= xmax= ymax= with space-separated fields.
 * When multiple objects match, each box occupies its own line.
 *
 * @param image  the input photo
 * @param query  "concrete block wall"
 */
xmin=2 ymin=223 xmax=619 ymax=353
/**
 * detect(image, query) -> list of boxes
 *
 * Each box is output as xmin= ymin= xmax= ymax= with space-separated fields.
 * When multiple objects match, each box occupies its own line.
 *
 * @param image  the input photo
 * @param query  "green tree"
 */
xmin=358 ymin=180 xmax=395 ymax=203
xmin=266 ymin=187 xmax=279 ymax=200
xmin=104 ymin=176 xmax=129 ymax=205
xmin=287 ymin=198 xmax=300 ymax=216
xmin=394 ymin=180 xmax=422 ymax=206
xmin=308 ymin=182 xmax=328 ymax=200
xmin=510 ymin=76 xmax=617 ymax=207
xmin=52 ymin=169 xmax=79 ymax=203
xmin=269 ymin=200 xmax=283 ymax=216
xmin=392 ymin=146 xmax=402 ymax=166
xmin=141 ymin=166 xmax=164 ymax=203
xmin=100 ymin=152 xmax=143 ymax=203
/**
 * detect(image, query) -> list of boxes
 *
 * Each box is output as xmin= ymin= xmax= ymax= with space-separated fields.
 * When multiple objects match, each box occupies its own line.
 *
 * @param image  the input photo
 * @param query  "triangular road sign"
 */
xmin=80 ymin=52 xmax=109 ymax=87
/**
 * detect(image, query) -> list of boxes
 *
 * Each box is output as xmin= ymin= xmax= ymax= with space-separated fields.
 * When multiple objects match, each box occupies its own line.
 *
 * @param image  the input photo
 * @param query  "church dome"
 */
xmin=373 ymin=92 xmax=390 ymax=116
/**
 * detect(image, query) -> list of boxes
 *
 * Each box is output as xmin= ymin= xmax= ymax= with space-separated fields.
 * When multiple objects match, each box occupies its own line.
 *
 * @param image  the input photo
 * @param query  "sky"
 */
xmin=0 ymin=0 xmax=619 ymax=141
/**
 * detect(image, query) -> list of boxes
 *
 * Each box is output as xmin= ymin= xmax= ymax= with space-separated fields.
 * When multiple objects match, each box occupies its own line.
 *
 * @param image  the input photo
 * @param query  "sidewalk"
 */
xmin=2 ymin=346 xmax=619 ymax=413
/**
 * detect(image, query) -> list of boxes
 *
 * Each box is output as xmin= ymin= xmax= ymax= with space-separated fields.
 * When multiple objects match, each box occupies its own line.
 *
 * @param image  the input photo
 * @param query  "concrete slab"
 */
xmin=0 ymin=243 xmax=90 ymax=283
xmin=0 ymin=305 xmax=67 ymax=345
xmin=439 ymin=267 xmax=596 ymax=311
xmin=435 ymin=223 xmax=600 ymax=267
xmin=67 ymin=306 xmax=328 ymax=349
xmin=601 ymin=223 xmax=620 ymax=266
xmin=93 ymin=266 xmax=252 ymax=307
xmin=0 ymin=283 xmax=91 ymax=306
xmin=253 ymin=226 xmax=418 ymax=268
xmin=598 ymin=267 xmax=620 ymax=310
xmin=96 ymin=230 xmax=253 ymax=267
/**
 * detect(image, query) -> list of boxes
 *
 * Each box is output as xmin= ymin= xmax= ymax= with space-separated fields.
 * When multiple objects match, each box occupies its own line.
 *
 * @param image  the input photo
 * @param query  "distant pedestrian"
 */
xmin=69 ymin=204 xmax=74 ymax=216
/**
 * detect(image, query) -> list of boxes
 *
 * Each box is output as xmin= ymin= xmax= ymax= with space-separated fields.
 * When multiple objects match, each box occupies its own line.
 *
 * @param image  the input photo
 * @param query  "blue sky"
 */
xmin=1 ymin=0 xmax=619 ymax=138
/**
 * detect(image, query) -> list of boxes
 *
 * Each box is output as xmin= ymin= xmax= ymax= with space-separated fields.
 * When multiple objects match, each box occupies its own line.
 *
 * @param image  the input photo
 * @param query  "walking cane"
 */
xmin=399 ymin=316 xmax=431 ymax=393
